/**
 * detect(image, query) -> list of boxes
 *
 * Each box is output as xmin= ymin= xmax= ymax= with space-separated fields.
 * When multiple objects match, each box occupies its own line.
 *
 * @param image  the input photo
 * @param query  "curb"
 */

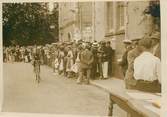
xmin=90 ymin=81 xmax=111 ymax=94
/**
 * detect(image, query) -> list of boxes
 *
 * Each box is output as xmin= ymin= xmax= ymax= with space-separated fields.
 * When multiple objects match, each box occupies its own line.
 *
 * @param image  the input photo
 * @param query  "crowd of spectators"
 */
xmin=3 ymin=31 xmax=161 ymax=92
xmin=3 ymin=40 xmax=113 ymax=84
xmin=119 ymin=31 xmax=161 ymax=92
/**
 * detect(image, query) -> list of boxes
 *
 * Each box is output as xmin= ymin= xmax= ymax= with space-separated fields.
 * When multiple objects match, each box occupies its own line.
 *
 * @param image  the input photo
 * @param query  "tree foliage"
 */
xmin=144 ymin=0 xmax=160 ymax=17
xmin=3 ymin=3 xmax=59 ymax=46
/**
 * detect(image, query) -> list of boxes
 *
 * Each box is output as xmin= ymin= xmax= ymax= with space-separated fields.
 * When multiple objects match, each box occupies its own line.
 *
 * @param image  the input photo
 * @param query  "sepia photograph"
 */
xmin=2 ymin=1 xmax=161 ymax=117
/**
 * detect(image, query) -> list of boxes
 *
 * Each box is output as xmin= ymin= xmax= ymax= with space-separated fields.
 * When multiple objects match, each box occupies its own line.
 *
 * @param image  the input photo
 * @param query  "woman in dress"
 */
xmin=58 ymin=46 xmax=65 ymax=75
xmin=66 ymin=46 xmax=74 ymax=78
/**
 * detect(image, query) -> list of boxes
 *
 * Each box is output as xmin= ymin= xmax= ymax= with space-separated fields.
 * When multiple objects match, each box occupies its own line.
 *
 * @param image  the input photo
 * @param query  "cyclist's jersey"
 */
xmin=33 ymin=55 xmax=40 ymax=73
xmin=34 ymin=53 xmax=40 ymax=60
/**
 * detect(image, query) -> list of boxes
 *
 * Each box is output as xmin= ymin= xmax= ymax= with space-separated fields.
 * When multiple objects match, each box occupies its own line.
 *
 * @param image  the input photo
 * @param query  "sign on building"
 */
xmin=82 ymin=27 xmax=92 ymax=42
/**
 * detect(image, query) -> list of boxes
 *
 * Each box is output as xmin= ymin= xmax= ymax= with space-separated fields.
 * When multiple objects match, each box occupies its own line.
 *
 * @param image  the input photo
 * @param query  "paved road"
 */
xmin=2 ymin=63 xmax=109 ymax=116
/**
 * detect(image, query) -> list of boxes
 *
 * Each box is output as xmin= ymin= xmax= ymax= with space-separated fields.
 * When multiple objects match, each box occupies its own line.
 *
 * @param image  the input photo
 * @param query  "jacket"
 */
xmin=80 ymin=49 xmax=94 ymax=69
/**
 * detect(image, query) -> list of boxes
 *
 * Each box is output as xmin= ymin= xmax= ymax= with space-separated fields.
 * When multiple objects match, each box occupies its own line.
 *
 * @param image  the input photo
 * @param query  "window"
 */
xmin=106 ymin=2 xmax=114 ymax=33
xmin=118 ymin=2 xmax=125 ymax=30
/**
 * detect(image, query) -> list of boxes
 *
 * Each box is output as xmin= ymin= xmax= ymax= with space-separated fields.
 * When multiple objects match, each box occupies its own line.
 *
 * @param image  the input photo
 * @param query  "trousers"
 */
xmin=77 ymin=68 xmax=91 ymax=84
xmin=102 ymin=61 xmax=108 ymax=78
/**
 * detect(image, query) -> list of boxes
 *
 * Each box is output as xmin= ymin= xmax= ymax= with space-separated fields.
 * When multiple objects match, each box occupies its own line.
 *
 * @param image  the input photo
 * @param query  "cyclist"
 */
xmin=32 ymin=47 xmax=41 ymax=83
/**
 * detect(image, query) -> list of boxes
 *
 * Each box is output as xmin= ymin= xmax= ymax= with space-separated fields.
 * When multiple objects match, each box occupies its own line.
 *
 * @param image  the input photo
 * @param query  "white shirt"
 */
xmin=134 ymin=52 xmax=161 ymax=83
xmin=152 ymin=43 xmax=159 ymax=55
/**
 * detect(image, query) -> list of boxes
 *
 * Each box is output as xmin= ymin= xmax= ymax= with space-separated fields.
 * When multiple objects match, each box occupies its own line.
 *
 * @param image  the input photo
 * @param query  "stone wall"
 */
xmin=59 ymin=2 xmax=77 ymax=42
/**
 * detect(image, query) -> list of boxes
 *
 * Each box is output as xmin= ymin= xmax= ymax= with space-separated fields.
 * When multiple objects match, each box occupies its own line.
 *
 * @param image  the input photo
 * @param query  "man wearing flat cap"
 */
xmin=150 ymin=31 xmax=160 ymax=59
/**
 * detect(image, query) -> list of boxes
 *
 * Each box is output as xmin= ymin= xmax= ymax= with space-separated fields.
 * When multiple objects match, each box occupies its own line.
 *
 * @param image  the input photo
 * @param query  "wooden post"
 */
xmin=108 ymin=94 xmax=114 ymax=116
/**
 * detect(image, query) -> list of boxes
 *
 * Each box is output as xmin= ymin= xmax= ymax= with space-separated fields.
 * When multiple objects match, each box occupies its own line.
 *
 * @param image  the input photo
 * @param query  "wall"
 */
xmin=59 ymin=2 xmax=77 ymax=42
xmin=110 ymin=1 xmax=154 ymax=78
xmin=93 ymin=2 xmax=105 ymax=42
xmin=104 ymin=2 xmax=126 ymax=78
xmin=78 ymin=2 xmax=93 ymax=42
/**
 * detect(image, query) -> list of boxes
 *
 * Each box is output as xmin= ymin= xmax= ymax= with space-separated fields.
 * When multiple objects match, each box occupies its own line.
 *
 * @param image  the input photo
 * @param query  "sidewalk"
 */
xmin=90 ymin=78 xmax=126 ymax=94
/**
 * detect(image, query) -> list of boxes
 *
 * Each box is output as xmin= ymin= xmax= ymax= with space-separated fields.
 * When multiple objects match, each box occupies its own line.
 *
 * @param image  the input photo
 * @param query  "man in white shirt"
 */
xmin=133 ymin=38 xmax=161 ymax=92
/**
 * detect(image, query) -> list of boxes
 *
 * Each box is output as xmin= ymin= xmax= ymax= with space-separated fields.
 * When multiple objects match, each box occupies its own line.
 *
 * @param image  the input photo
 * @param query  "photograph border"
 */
xmin=0 ymin=0 xmax=167 ymax=117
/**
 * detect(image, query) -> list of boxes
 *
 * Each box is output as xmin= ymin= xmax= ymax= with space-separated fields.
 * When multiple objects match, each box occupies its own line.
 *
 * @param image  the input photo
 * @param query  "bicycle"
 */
xmin=33 ymin=55 xmax=41 ymax=83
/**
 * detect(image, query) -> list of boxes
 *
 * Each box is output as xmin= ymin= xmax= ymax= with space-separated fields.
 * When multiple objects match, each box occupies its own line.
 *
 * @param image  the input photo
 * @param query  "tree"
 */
xmin=3 ymin=3 xmax=59 ymax=46
xmin=143 ymin=0 xmax=160 ymax=31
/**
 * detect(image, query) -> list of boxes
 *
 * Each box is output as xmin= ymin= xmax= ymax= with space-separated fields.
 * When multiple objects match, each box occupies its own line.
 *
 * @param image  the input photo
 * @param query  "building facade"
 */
xmin=59 ymin=1 xmax=157 ymax=78
xmin=59 ymin=2 xmax=77 ymax=42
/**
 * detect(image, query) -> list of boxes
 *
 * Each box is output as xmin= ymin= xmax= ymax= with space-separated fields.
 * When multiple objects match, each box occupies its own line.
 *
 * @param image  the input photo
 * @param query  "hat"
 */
xmin=59 ymin=45 xmax=64 ymax=50
xmin=131 ymin=38 xmax=141 ymax=41
xmin=150 ymin=31 xmax=160 ymax=40
xmin=93 ymin=42 xmax=98 ymax=45
xmin=100 ymin=41 xmax=106 ymax=45
xmin=106 ymin=41 xmax=111 ymax=44
xmin=37 ymin=46 xmax=41 ymax=49
xmin=123 ymin=40 xmax=132 ymax=44
xmin=92 ymin=42 xmax=99 ymax=48
xmin=78 ymin=45 xmax=83 ymax=50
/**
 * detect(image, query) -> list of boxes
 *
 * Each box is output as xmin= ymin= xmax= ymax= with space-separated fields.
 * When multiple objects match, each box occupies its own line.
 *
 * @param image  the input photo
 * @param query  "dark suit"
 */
xmin=106 ymin=46 xmax=113 ymax=76
xmin=91 ymin=47 xmax=98 ymax=79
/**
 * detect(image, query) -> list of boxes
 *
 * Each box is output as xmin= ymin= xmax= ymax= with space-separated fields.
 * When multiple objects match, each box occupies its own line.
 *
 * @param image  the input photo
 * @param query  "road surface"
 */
xmin=2 ymin=63 xmax=109 ymax=116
